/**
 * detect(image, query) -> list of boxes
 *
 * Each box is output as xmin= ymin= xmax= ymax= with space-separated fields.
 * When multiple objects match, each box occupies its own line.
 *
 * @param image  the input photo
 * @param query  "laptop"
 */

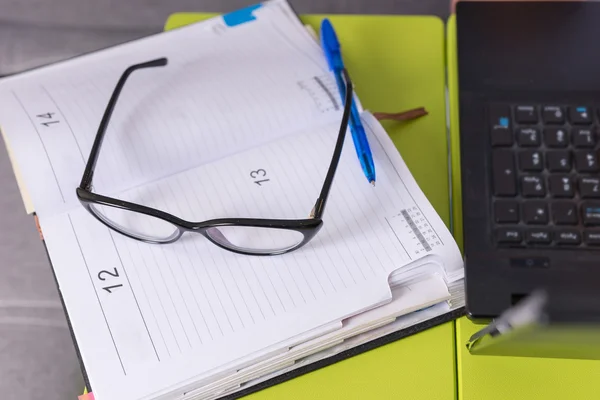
xmin=456 ymin=1 xmax=600 ymax=325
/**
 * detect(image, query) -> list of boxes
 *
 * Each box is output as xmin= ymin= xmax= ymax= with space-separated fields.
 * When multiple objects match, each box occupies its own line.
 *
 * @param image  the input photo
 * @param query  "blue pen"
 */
xmin=320 ymin=18 xmax=376 ymax=185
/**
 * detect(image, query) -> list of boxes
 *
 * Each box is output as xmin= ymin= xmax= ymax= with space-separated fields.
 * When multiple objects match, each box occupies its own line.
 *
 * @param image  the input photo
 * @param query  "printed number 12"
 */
xmin=98 ymin=267 xmax=123 ymax=294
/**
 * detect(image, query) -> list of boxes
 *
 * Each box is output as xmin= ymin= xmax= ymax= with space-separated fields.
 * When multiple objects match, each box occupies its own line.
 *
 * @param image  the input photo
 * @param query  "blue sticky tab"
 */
xmin=499 ymin=117 xmax=509 ymax=127
xmin=223 ymin=4 xmax=263 ymax=27
xmin=577 ymin=106 xmax=587 ymax=113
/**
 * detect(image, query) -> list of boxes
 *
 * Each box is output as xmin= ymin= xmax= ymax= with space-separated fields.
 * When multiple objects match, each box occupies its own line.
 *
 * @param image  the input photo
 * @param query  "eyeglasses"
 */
xmin=76 ymin=57 xmax=353 ymax=256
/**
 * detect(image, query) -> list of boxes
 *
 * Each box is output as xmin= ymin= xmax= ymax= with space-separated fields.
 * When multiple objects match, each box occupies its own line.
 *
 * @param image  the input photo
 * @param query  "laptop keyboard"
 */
xmin=490 ymin=103 xmax=600 ymax=248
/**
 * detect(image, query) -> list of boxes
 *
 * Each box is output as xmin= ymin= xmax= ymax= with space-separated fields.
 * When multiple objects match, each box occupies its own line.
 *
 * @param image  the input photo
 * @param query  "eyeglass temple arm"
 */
xmin=78 ymin=58 xmax=168 ymax=190
xmin=311 ymin=68 xmax=353 ymax=220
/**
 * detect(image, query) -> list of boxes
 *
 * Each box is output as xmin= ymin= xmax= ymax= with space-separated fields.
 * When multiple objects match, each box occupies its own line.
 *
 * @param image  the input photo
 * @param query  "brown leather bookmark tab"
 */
xmin=373 ymin=107 xmax=428 ymax=122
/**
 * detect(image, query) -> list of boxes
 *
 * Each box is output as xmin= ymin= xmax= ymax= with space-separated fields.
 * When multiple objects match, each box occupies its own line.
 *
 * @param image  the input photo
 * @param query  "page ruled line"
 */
xmin=108 ymin=231 xmax=161 ymax=361
xmin=68 ymin=215 xmax=126 ymax=375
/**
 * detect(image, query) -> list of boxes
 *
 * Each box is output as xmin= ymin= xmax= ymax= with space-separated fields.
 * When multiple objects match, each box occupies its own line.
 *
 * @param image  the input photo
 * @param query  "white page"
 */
xmin=38 ymin=112 xmax=462 ymax=400
xmin=0 ymin=0 xmax=343 ymax=217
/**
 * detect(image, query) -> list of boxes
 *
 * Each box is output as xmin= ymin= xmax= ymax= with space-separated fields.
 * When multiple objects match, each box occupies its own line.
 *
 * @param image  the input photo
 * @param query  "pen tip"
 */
xmin=370 ymin=180 xmax=376 ymax=187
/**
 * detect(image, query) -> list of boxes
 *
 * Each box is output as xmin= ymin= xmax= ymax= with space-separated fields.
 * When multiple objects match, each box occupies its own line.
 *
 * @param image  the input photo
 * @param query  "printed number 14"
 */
xmin=36 ymin=112 xmax=60 ymax=127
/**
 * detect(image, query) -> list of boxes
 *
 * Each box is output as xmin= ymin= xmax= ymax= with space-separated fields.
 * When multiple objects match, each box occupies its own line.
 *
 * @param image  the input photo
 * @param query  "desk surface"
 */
xmin=165 ymin=12 xmax=457 ymax=400
xmin=457 ymin=317 xmax=600 ymax=400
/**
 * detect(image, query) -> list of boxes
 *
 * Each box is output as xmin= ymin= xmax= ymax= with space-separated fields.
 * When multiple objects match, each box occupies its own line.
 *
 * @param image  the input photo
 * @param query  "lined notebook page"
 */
xmin=0 ymin=0 xmax=341 ymax=217
xmin=38 ymin=112 xmax=462 ymax=400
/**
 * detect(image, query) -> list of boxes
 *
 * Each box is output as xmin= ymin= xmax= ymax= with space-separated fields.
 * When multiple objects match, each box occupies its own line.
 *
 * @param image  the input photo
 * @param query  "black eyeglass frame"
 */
xmin=76 ymin=57 xmax=354 ymax=256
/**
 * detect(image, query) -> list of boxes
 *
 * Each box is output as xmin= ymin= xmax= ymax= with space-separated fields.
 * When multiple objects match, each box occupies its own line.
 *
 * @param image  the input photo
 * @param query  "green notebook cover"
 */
xmin=71 ymin=10 xmax=462 ymax=400
xmin=158 ymin=11 xmax=464 ymax=400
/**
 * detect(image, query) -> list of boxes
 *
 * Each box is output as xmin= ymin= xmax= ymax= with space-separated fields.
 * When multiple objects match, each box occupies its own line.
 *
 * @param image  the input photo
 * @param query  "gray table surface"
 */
xmin=0 ymin=1 xmax=448 ymax=399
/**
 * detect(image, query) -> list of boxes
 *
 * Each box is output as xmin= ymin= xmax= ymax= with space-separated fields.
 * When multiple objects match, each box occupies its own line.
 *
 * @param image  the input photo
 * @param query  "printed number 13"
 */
xmin=250 ymin=169 xmax=269 ymax=186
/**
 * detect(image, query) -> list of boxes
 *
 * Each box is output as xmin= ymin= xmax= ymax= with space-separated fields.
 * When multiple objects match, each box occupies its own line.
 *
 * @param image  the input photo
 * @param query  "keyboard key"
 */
xmin=492 ymin=150 xmax=517 ymax=196
xmin=496 ymin=228 xmax=522 ymax=243
xmin=494 ymin=201 xmax=519 ymax=223
xmin=490 ymin=104 xmax=511 ymax=126
xmin=518 ymin=150 xmax=543 ymax=171
xmin=582 ymin=202 xmax=600 ymax=226
xmin=549 ymin=175 xmax=574 ymax=198
xmin=584 ymin=231 xmax=600 ymax=246
xmin=544 ymin=127 xmax=569 ymax=148
xmin=542 ymin=105 xmax=565 ymax=124
xmin=515 ymin=105 xmax=538 ymax=124
xmin=490 ymin=104 xmax=512 ymax=146
xmin=521 ymin=175 xmax=546 ymax=197
xmin=572 ymin=127 xmax=596 ymax=148
xmin=526 ymin=229 xmax=552 ymax=244
xmin=555 ymin=229 xmax=582 ymax=245
xmin=579 ymin=177 xmax=600 ymax=198
xmin=491 ymin=130 xmax=513 ymax=147
xmin=552 ymin=202 xmax=578 ymax=225
xmin=569 ymin=106 xmax=592 ymax=125
xmin=517 ymin=127 xmax=541 ymax=147
xmin=522 ymin=202 xmax=548 ymax=224
xmin=574 ymin=150 xmax=599 ymax=172
xmin=546 ymin=151 xmax=571 ymax=172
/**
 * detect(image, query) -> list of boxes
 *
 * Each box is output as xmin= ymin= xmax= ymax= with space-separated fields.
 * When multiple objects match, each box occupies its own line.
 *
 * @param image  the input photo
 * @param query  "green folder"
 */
xmin=162 ymin=12 xmax=461 ymax=400
xmin=69 ymin=12 xmax=459 ymax=400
